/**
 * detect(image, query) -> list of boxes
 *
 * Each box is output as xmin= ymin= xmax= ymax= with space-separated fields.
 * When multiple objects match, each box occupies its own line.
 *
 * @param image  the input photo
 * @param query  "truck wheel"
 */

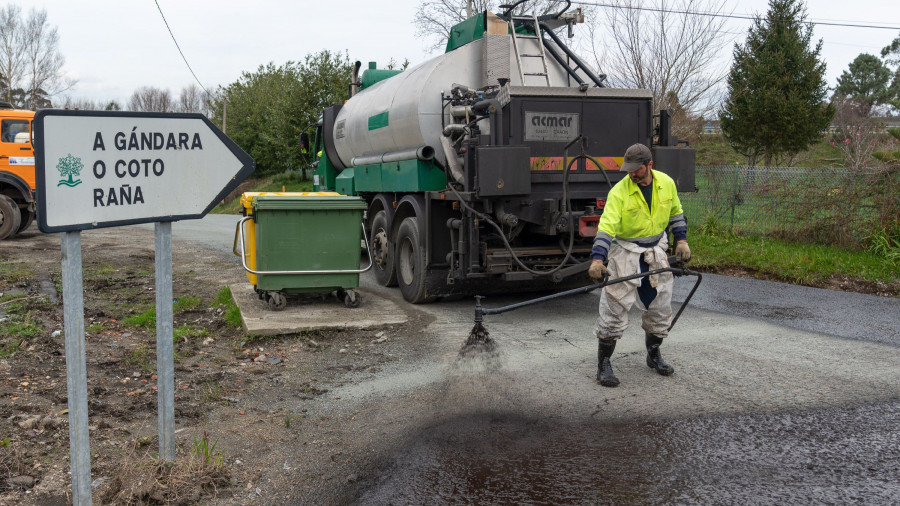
xmin=16 ymin=208 xmax=33 ymax=234
xmin=0 ymin=195 xmax=21 ymax=241
xmin=396 ymin=217 xmax=434 ymax=303
xmin=370 ymin=210 xmax=397 ymax=287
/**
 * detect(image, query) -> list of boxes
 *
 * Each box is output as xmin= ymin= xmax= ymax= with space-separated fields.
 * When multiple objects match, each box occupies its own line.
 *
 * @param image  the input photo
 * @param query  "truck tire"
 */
xmin=396 ymin=217 xmax=435 ymax=303
xmin=0 ymin=194 xmax=21 ymax=241
xmin=370 ymin=210 xmax=397 ymax=287
xmin=16 ymin=207 xmax=33 ymax=234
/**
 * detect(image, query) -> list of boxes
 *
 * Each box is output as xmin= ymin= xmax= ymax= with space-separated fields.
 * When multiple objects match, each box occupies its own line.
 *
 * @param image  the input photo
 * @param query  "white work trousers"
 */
xmin=594 ymin=238 xmax=674 ymax=341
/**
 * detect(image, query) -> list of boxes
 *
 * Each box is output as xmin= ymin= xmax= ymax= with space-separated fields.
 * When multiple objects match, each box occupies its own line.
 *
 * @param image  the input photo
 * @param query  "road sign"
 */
xmin=34 ymin=110 xmax=255 ymax=233
xmin=35 ymin=110 xmax=255 ymax=505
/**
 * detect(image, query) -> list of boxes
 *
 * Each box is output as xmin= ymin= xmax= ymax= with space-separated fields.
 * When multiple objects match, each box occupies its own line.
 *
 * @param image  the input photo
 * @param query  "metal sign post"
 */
xmin=34 ymin=110 xmax=254 ymax=503
xmin=155 ymin=221 xmax=175 ymax=460
xmin=61 ymin=231 xmax=92 ymax=505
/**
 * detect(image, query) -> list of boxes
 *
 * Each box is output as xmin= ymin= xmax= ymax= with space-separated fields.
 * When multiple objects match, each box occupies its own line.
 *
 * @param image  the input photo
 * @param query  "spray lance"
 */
xmin=464 ymin=257 xmax=703 ymax=350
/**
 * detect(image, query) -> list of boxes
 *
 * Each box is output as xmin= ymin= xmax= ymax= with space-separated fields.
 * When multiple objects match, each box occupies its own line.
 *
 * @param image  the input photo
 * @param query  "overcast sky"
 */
xmin=28 ymin=0 xmax=900 ymax=106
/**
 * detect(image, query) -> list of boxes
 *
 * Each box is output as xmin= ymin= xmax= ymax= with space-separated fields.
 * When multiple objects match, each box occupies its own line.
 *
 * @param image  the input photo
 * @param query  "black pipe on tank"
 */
xmin=473 ymin=98 xmax=503 ymax=146
xmin=349 ymin=61 xmax=362 ymax=99
xmin=658 ymin=109 xmax=671 ymax=147
xmin=539 ymin=22 xmax=606 ymax=87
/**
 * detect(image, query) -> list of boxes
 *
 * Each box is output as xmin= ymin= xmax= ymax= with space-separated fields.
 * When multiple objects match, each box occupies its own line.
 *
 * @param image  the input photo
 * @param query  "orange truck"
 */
xmin=0 ymin=102 xmax=36 ymax=241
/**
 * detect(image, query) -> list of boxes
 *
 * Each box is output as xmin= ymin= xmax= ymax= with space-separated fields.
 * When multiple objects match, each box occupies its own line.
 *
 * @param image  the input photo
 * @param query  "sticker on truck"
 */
xmin=9 ymin=156 xmax=35 ymax=165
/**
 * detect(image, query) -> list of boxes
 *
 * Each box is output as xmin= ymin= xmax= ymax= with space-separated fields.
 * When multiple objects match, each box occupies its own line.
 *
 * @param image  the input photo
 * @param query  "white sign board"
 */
xmin=35 ymin=110 xmax=254 ymax=232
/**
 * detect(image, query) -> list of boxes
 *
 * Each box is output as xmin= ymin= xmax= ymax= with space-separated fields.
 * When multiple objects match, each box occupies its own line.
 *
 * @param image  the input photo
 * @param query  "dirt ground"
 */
xmin=0 ymin=225 xmax=435 ymax=505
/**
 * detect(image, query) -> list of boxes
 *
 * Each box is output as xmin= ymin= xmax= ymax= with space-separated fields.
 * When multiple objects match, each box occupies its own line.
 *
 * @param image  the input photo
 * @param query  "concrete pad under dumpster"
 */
xmin=230 ymin=283 xmax=407 ymax=335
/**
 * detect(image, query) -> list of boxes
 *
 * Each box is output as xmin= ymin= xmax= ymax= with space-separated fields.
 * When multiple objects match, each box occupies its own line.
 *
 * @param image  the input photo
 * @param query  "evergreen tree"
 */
xmin=881 ymin=34 xmax=900 ymax=110
xmin=834 ymin=53 xmax=891 ymax=115
xmin=719 ymin=0 xmax=834 ymax=166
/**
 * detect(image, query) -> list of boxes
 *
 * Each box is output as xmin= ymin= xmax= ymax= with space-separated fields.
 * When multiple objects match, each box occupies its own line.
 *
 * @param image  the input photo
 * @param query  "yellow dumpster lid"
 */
xmin=240 ymin=191 xmax=344 ymax=211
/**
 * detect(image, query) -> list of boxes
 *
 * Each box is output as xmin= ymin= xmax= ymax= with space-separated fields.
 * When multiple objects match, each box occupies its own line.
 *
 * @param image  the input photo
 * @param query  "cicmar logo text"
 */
xmin=57 ymin=154 xmax=84 ymax=187
xmin=530 ymin=114 xmax=575 ymax=127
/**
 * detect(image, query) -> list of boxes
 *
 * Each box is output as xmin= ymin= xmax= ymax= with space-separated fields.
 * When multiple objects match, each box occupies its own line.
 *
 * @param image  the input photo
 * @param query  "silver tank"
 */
xmin=332 ymin=30 xmax=592 ymax=167
xmin=333 ymin=42 xmax=482 ymax=168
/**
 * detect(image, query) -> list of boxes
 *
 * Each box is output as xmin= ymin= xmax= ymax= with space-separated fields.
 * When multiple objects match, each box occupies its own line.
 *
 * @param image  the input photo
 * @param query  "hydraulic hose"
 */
xmin=446 ymin=155 xmax=578 ymax=277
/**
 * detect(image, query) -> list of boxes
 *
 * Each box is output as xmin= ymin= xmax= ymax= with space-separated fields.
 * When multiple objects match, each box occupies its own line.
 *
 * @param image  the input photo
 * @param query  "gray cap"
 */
xmin=621 ymin=143 xmax=652 ymax=173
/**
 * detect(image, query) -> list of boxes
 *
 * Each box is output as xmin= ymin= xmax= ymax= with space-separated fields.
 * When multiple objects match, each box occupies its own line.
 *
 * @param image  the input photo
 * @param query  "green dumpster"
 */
xmin=234 ymin=192 xmax=370 ymax=309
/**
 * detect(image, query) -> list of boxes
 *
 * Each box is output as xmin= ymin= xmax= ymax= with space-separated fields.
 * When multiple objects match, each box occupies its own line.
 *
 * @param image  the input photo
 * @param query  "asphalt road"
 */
xmin=161 ymin=214 xmax=900 ymax=503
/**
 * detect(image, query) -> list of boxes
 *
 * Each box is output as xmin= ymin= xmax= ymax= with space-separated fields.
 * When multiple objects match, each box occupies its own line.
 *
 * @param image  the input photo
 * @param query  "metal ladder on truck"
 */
xmin=509 ymin=14 xmax=551 ymax=86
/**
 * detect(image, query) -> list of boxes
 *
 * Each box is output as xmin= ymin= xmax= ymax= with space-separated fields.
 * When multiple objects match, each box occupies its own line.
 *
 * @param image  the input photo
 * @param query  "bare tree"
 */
xmin=414 ymin=0 xmax=571 ymax=53
xmin=585 ymin=0 xmax=733 ymax=139
xmin=177 ymin=83 xmax=209 ymax=114
xmin=58 ymin=96 xmax=97 ymax=110
xmin=0 ymin=5 xmax=25 ymax=104
xmin=830 ymin=97 xmax=889 ymax=173
xmin=128 ymin=86 xmax=172 ymax=112
xmin=0 ymin=6 xmax=72 ymax=108
xmin=23 ymin=8 xmax=72 ymax=109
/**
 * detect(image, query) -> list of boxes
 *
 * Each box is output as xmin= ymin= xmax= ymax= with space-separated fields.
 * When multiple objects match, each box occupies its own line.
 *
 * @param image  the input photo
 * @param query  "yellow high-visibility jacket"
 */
xmin=592 ymin=169 xmax=686 ymax=261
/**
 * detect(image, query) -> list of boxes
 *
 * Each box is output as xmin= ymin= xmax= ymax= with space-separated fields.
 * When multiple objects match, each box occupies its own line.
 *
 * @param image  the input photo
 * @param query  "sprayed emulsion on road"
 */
xmin=351 ymin=320 xmax=900 ymax=504
xmin=355 ymin=398 xmax=900 ymax=504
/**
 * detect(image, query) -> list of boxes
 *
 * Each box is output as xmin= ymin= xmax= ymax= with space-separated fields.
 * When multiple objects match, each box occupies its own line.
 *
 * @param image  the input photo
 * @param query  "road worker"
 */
xmin=588 ymin=143 xmax=691 ymax=387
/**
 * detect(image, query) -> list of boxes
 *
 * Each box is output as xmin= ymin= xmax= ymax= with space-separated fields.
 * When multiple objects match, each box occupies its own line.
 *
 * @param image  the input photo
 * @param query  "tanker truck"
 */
xmin=310 ymin=2 xmax=695 ymax=303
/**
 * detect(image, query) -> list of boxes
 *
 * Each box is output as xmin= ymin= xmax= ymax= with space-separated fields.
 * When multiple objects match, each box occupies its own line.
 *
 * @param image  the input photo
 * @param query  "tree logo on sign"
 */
xmin=56 ymin=154 xmax=84 ymax=187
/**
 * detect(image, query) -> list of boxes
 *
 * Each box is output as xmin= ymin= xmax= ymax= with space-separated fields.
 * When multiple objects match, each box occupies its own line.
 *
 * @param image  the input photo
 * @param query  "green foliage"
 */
xmin=872 ymin=127 xmax=900 ymax=162
xmin=0 ymin=315 xmax=41 ymax=342
xmin=87 ymin=322 xmax=106 ymax=333
xmin=882 ymin=35 xmax=900 ymax=109
xmin=214 ymin=287 xmax=243 ymax=329
xmin=173 ymin=296 xmax=202 ymax=312
xmin=694 ymin=135 xmax=842 ymax=166
xmin=124 ymin=308 xmax=155 ymax=329
xmin=124 ymin=343 xmax=155 ymax=373
xmin=0 ymin=262 xmax=34 ymax=283
xmin=173 ymin=324 xmax=209 ymax=342
xmin=0 ymin=339 xmax=20 ymax=357
xmin=690 ymin=226 xmax=899 ymax=286
xmin=719 ymin=0 xmax=834 ymax=166
xmin=834 ymin=53 xmax=892 ymax=113
xmin=209 ymin=50 xmax=352 ymax=177
xmin=866 ymin=221 xmax=900 ymax=264
xmin=191 ymin=432 xmax=224 ymax=471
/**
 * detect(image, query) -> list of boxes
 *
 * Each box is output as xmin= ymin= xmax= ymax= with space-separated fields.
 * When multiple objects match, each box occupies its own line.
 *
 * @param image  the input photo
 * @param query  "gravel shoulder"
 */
xmin=0 ymin=224 xmax=432 ymax=505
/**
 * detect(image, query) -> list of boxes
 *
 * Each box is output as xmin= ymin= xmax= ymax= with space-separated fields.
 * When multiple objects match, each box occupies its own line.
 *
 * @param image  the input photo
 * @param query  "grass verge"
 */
xmin=215 ymin=287 xmax=243 ymax=329
xmin=691 ymin=227 xmax=899 ymax=293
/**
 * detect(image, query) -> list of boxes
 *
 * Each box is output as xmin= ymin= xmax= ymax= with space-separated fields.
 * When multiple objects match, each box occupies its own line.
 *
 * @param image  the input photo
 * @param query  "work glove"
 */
xmin=675 ymin=241 xmax=691 ymax=263
xmin=588 ymin=260 xmax=609 ymax=282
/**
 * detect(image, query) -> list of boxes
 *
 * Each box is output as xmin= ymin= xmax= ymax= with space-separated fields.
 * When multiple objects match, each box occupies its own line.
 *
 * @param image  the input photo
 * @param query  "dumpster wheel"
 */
xmin=266 ymin=291 xmax=287 ymax=311
xmin=337 ymin=288 xmax=361 ymax=308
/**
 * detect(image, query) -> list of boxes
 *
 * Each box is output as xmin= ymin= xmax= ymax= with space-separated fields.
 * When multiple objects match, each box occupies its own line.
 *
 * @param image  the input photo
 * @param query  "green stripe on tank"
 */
xmin=368 ymin=111 xmax=389 ymax=130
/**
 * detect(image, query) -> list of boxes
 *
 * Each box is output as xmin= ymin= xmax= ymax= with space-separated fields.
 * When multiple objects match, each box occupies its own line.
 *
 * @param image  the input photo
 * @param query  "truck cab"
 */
xmin=0 ymin=102 xmax=36 ymax=240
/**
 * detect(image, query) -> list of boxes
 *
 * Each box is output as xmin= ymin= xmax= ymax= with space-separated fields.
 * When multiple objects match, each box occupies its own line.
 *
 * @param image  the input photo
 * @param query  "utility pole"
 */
xmin=467 ymin=0 xmax=472 ymax=18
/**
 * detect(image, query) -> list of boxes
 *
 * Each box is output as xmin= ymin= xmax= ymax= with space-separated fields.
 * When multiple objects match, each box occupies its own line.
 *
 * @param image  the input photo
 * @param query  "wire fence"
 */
xmin=678 ymin=165 xmax=900 ymax=249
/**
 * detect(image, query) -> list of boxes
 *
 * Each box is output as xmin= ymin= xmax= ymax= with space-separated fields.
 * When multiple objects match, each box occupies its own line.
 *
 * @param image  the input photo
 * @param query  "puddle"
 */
xmin=355 ymin=401 xmax=900 ymax=504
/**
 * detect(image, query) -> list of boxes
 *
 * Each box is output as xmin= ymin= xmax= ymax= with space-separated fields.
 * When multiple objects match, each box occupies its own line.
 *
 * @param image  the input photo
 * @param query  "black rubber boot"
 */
xmin=597 ymin=339 xmax=620 ymax=387
xmin=645 ymin=333 xmax=674 ymax=376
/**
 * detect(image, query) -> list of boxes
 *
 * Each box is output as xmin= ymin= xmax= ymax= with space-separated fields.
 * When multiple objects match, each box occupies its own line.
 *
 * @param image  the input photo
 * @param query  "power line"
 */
xmin=153 ymin=0 xmax=209 ymax=95
xmin=571 ymin=1 xmax=900 ymax=31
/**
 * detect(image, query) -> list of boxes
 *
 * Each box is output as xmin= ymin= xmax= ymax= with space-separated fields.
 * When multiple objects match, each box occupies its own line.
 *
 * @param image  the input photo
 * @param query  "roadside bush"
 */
xmin=765 ymin=166 xmax=900 ymax=249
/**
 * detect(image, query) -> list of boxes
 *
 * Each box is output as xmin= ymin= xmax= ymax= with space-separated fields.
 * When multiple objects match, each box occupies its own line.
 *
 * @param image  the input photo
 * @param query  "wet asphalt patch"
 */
xmin=354 ymin=400 xmax=900 ymax=504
